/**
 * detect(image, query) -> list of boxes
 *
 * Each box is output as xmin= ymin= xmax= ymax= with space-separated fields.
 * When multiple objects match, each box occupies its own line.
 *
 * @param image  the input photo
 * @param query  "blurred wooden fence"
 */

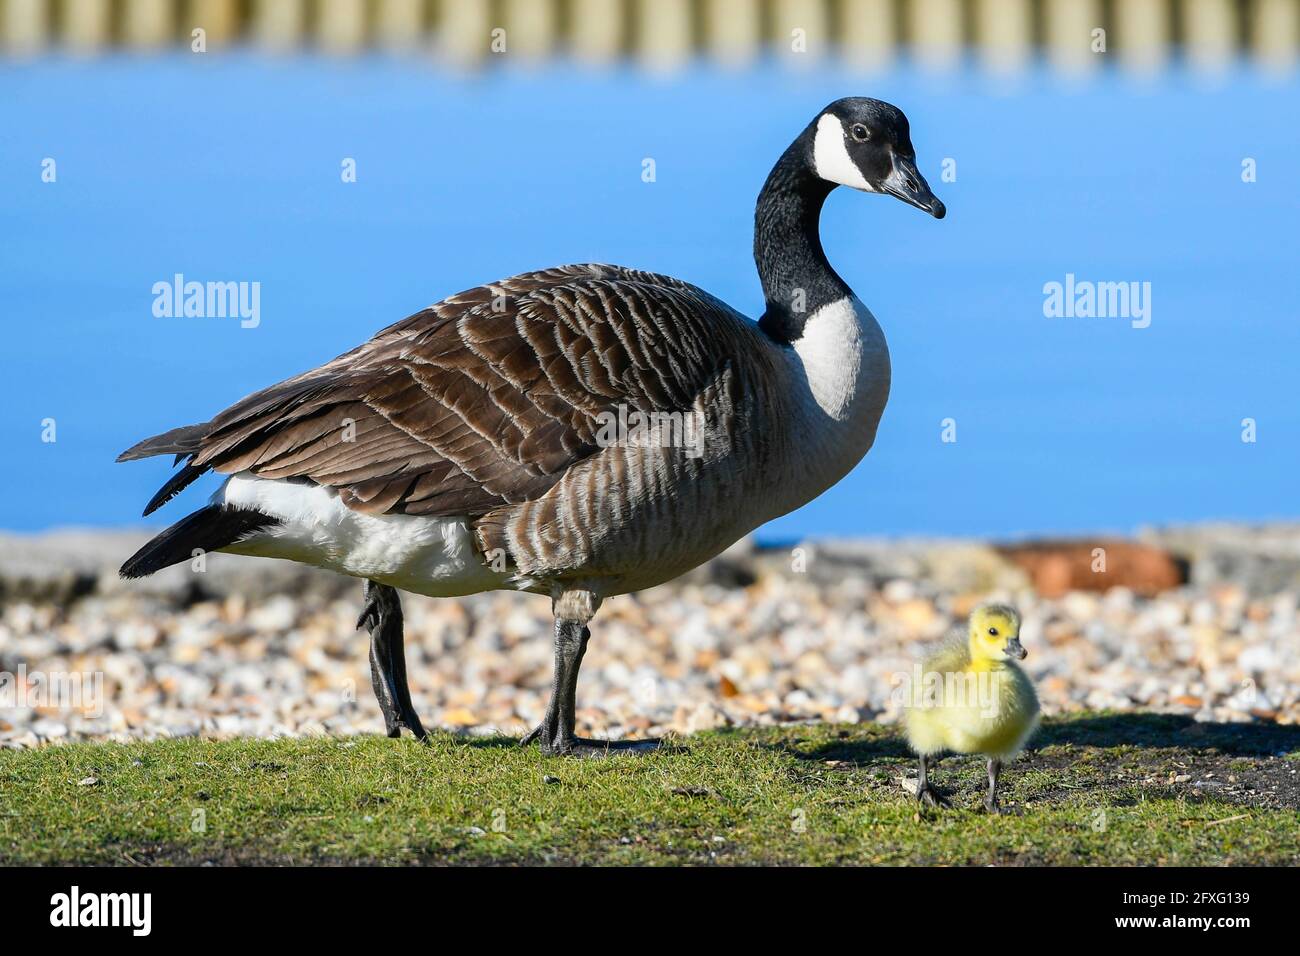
xmin=1 ymin=0 xmax=1297 ymax=71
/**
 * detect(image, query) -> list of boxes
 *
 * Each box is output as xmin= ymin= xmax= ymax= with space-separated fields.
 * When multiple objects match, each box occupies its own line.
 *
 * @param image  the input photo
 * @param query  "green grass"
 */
xmin=1 ymin=713 xmax=1297 ymax=865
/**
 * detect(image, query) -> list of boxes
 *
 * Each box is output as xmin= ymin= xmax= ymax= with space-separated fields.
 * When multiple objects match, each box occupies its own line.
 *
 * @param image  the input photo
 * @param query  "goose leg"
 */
xmin=916 ymin=753 xmax=948 ymax=808
xmin=521 ymin=606 xmax=662 ymax=757
xmin=984 ymin=757 xmax=1003 ymax=814
xmin=357 ymin=581 xmax=427 ymax=741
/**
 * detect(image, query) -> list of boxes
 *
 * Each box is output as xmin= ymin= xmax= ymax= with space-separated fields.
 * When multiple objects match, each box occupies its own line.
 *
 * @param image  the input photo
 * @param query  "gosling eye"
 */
xmin=988 ymin=626 xmax=999 ymax=637
xmin=850 ymin=123 xmax=870 ymax=142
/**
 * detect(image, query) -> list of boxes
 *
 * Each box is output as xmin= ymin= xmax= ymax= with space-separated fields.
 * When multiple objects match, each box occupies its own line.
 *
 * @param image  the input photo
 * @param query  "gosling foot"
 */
xmin=913 ymin=754 xmax=949 ymax=808
xmin=916 ymin=782 xmax=950 ymax=808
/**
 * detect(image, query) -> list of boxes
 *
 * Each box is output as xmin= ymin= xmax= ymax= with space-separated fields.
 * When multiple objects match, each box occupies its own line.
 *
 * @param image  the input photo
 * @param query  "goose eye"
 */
xmin=988 ymin=627 xmax=999 ymax=637
xmin=850 ymin=123 xmax=870 ymax=142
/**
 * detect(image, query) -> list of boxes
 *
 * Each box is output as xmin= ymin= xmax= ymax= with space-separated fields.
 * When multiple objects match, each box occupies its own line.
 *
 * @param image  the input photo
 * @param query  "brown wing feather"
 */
xmin=180 ymin=264 xmax=755 ymax=518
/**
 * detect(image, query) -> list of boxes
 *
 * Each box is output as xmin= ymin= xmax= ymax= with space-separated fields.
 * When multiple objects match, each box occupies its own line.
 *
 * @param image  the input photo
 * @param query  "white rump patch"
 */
xmin=214 ymin=474 xmax=515 ymax=598
xmin=812 ymin=114 xmax=874 ymax=192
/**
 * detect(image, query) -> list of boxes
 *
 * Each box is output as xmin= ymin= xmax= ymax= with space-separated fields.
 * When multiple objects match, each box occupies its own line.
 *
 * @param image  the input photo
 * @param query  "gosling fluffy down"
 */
xmin=904 ymin=603 xmax=1039 ymax=811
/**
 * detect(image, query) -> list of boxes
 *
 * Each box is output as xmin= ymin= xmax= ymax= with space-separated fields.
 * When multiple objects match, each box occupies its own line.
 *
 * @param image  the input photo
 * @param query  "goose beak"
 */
xmin=882 ymin=153 xmax=945 ymax=219
xmin=1004 ymin=637 xmax=1027 ymax=661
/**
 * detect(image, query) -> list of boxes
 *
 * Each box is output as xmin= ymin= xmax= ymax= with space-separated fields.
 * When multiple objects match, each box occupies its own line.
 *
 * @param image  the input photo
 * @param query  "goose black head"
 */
xmin=809 ymin=97 xmax=946 ymax=219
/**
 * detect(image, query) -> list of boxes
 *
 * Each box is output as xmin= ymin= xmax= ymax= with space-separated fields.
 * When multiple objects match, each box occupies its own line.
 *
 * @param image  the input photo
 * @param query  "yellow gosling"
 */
xmin=903 ymin=603 xmax=1039 ymax=812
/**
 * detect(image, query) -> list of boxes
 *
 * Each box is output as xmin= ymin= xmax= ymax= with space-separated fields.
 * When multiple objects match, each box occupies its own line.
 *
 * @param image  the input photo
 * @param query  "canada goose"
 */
xmin=118 ymin=97 xmax=945 ymax=755
xmin=904 ymin=604 xmax=1040 ymax=812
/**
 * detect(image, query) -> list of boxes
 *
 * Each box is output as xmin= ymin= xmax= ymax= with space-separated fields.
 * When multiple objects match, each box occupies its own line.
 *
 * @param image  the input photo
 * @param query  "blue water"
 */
xmin=2 ymin=55 xmax=1297 ymax=541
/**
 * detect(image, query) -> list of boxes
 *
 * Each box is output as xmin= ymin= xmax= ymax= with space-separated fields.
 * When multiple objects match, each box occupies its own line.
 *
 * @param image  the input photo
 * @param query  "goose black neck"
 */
xmin=754 ymin=139 xmax=851 ymax=344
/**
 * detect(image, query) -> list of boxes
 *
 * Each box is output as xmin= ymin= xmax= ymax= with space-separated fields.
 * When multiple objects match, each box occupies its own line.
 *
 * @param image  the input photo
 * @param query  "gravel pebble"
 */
xmin=2 ymin=544 xmax=1298 ymax=747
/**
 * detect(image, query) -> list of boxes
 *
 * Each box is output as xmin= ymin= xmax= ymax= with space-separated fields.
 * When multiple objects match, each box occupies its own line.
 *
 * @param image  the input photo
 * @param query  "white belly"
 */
xmin=216 ymin=474 xmax=514 ymax=597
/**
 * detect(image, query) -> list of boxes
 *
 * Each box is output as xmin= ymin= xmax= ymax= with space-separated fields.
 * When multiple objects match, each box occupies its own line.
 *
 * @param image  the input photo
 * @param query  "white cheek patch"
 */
xmin=812 ymin=114 xmax=875 ymax=192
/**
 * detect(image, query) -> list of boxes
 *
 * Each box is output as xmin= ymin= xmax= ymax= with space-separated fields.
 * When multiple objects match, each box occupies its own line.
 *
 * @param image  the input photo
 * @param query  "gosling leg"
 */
xmin=358 ymin=581 xmax=428 ymax=741
xmin=916 ymin=753 xmax=947 ymax=807
xmin=985 ymin=757 xmax=1003 ymax=813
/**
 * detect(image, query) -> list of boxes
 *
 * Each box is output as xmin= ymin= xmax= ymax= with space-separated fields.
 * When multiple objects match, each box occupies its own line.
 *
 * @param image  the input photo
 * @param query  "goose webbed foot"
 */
xmin=358 ymin=580 xmax=428 ymax=742
xmin=519 ymin=720 xmax=663 ymax=758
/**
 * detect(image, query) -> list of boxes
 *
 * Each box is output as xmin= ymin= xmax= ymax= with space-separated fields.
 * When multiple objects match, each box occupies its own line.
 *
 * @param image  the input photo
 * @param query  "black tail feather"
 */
xmin=116 ymin=423 xmax=208 ymax=462
xmin=118 ymin=423 xmax=213 ymax=517
xmin=141 ymin=459 xmax=206 ymax=517
xmin=120 ymin=506 xmax=280 ymax=579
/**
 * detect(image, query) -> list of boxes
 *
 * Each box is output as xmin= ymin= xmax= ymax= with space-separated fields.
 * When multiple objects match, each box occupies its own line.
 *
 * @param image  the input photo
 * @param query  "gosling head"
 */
xmin=809 ymin=97 xmax=946 ymax=219
xmin=968 ymin=603 xmax=1026 ymax=663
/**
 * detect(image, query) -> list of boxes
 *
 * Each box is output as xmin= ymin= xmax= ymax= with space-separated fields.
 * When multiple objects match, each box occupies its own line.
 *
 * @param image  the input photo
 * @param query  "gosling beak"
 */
xmin=1004 ymin=637 xmax=1027 ymax=661
xmin=881 ymin=152 xmax=945 ymax=219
